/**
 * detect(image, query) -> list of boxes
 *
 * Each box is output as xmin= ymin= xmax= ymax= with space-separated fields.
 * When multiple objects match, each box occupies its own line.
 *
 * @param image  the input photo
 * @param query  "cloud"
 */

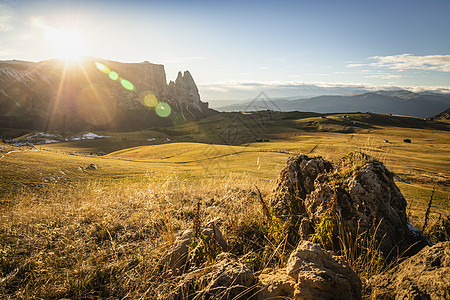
xmin=365 ymin=73 xmax=404 ymax=79
xmin=198 ymin=80 xmax=450 ymax=100
xmin=271 ymin=57 xmax=287 ymax=63
xmin=0 ymin=4 xmax=13 ymax=32
xmin=347 ymin=54 xmax=450 ymax=72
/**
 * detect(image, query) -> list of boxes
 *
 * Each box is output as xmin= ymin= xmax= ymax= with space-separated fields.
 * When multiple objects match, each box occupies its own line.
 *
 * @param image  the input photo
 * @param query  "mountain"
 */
xmin=430 ymin=108 xmax=450 ymax=120
xmin=0 ymin=58 xmax=215 ymax=131
xmin=216 ymin=90 xmax=450 ymax=118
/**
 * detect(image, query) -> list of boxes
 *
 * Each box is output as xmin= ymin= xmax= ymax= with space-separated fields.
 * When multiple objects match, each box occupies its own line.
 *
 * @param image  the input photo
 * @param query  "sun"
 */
xmin=32 ymin=17 xmax=89 ymax=62
xmin=45 ymin=27 xmax=88 ymax=61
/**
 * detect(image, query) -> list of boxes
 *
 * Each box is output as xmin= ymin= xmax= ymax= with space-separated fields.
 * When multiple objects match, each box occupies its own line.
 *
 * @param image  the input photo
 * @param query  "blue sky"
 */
xmin=1 ymin=0 xmax=449 ymax=99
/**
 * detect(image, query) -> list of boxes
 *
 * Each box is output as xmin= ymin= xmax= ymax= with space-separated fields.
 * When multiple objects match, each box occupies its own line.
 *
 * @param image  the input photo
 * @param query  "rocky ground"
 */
xmin=159 ymin=152 xmax=449 ymax=299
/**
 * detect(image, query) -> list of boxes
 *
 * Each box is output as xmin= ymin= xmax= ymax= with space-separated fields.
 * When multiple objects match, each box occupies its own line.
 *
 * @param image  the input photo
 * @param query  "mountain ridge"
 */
xmin=215 ymin=90 xmax=450 ymax=118
xmin=0 ymin=57 xmax=216 ymax=131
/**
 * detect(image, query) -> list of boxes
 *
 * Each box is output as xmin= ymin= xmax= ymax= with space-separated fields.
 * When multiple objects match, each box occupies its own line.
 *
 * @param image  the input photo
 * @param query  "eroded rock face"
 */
xmin=165 ymin=71 xmax=211 ymax=120
xmin=368 ymin=242 xmax=450 ymax=300
xmin=269 ymin=155 xmax=333 ymax=240
xmin=270 ymin=153 xmax=427 ymax=257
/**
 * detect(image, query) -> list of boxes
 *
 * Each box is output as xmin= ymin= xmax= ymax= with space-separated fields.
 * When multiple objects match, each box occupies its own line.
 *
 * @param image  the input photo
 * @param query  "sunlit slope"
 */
xmin=32 ymin=111 xmax=449 ymax=188
xmin=108 ymin=142 xmax=272 ymax=162
xmin=0 ymin=143 xmax=290 ymax=197
xmin=3 ymin=111 xmax=448 ymax=220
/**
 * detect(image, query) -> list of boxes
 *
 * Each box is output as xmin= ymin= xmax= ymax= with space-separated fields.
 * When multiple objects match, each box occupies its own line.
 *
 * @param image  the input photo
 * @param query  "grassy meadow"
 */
xmin=1 ymin=111 xmax=449 ymax=298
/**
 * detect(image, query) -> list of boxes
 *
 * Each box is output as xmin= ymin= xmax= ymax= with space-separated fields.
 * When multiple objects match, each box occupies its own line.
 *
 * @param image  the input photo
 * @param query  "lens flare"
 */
xmin=171 ymin=112 xmax=187 ymax=126
xmin=76 ymin=85 xmax=116 ymax=126
xmin=95 ymin=62 xmax=110 ymax=74
xmin=155 ymin=102 xmax=171 ymax=117
xmin=109 ymin=71 xmax=119 ymax=80
xmin=94 ymin=62 xmax=136 ymax=92
xmin=120 ymin=79 xmax=134 ymax=91
xmin=143 ymin=93 xmax=158 ymax=107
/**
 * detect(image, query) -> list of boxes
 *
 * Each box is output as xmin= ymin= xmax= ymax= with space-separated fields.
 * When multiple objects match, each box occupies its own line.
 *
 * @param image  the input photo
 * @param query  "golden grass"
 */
xmin=0 ymin=174 xmax=274 ymax=299
xmin=1 ymin=111 xmax=449 ymax=298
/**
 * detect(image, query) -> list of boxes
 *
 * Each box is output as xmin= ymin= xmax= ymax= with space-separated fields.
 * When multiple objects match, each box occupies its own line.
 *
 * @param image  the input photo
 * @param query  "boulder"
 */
xmin=255 ymin=241 xmax=361 ymax=300
xmin=199 ymin=252 xmax=256 ymax=299
xmin=257 ymin=269 xmax=296 ymax=299
xmin=270 ymin=153 xmax=428 ymax=256
xmin=368 ymin=241 xmax=450 ymax=300
xmin=86 ymin=163 xmax=97 ymax=170
xmin=287 ymin=241 xmax=361 ymax=300
xmin=168 ymin=252 xmax=256 ymax=300
xmin=164 ymin=219 xmax=227 ymax=275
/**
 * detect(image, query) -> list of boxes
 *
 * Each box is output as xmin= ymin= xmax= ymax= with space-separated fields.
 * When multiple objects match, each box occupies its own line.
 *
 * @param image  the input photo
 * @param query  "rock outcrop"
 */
xmin=166 ymin=71 xmax=209 ymax=120
xmin=0 ymin=58 xmax=216 ymax=131
xmin=257 ymin=241 xmax=361 ymax=300
xmin=368 ymin=241 xmax=450 ymax=300
xmin=270 ymin=153 xmax=428 ymax=257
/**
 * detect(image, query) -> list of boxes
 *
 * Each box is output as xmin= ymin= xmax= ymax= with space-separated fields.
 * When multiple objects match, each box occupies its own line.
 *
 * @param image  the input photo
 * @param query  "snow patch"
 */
xmin=71 ymin=133 xmax=110 ymax=140
xmin=29 ymin=132 xmax=59 ymax=139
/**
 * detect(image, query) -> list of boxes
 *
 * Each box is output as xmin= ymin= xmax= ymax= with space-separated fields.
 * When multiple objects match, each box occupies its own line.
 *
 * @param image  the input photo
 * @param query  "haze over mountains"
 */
xmin=1 ymin=58 xmax=449 ymax=132
xmin=213 ymin=90 xmax=450 ymax=118
xmin=0 ymin=58 xmax=215 ymax=131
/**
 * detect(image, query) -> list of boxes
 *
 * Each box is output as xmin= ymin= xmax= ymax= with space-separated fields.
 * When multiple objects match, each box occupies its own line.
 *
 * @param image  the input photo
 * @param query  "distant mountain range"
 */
xmin=214 ymin=90 xmax=450 ymax=118
xmin=0 ymin=58 xmax=215 ymax=131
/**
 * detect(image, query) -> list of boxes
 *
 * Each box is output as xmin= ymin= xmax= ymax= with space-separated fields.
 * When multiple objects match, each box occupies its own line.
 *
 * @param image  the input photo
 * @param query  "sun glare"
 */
xmin=45 ymin=28 xmax=88 ymax=61
xmin=32 ymin=17 xmax=89 ymax=62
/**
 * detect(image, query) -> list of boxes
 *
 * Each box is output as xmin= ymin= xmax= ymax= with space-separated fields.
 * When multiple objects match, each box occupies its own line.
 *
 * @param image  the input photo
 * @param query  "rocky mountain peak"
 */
xmin=0 ymin=58 xmax=216 ymax=131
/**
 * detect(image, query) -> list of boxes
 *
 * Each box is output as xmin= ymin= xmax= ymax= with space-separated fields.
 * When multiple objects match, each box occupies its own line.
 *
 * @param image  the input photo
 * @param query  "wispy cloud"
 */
xmin=0 ymin=4 xmax=13 ymax=32
xmin=347 ymin=54 xmax=450 ymax=72
xmin=271 ymin=57 xmax=287 ymax=64
xmin=365 ymin=73 xmax=404 ymax=79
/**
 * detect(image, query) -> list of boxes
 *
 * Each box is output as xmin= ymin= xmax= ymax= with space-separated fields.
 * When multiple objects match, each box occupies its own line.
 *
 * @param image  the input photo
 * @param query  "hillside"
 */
xmin=1 ymin=110 xmax=449 ymax=299
xmin=430 ymin=107 xmax=450 ymax=120
xmin=217 ymin=90 xmax=450 ymax=118
xmin=0 ymin=58 xmax=216 ymax=132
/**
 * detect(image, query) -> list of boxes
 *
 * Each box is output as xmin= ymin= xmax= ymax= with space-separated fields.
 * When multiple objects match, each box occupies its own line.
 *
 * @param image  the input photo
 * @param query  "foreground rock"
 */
xmin=164 ymin=220 xmax=227 ymax=275
xmin=368 ymin=241 xmax=449 ymax=299
xmin=270 ymin=153 xmax=428 ymax=257
xmin=169 ymin=253 xmax=257 ymax=300
xmin=198 ymin=253 xmax=256 ymax=299
xmin=257 ymin=269 xmax=296 ymax=299
xmin=257 ymin=241 xmax=361 ymax=300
